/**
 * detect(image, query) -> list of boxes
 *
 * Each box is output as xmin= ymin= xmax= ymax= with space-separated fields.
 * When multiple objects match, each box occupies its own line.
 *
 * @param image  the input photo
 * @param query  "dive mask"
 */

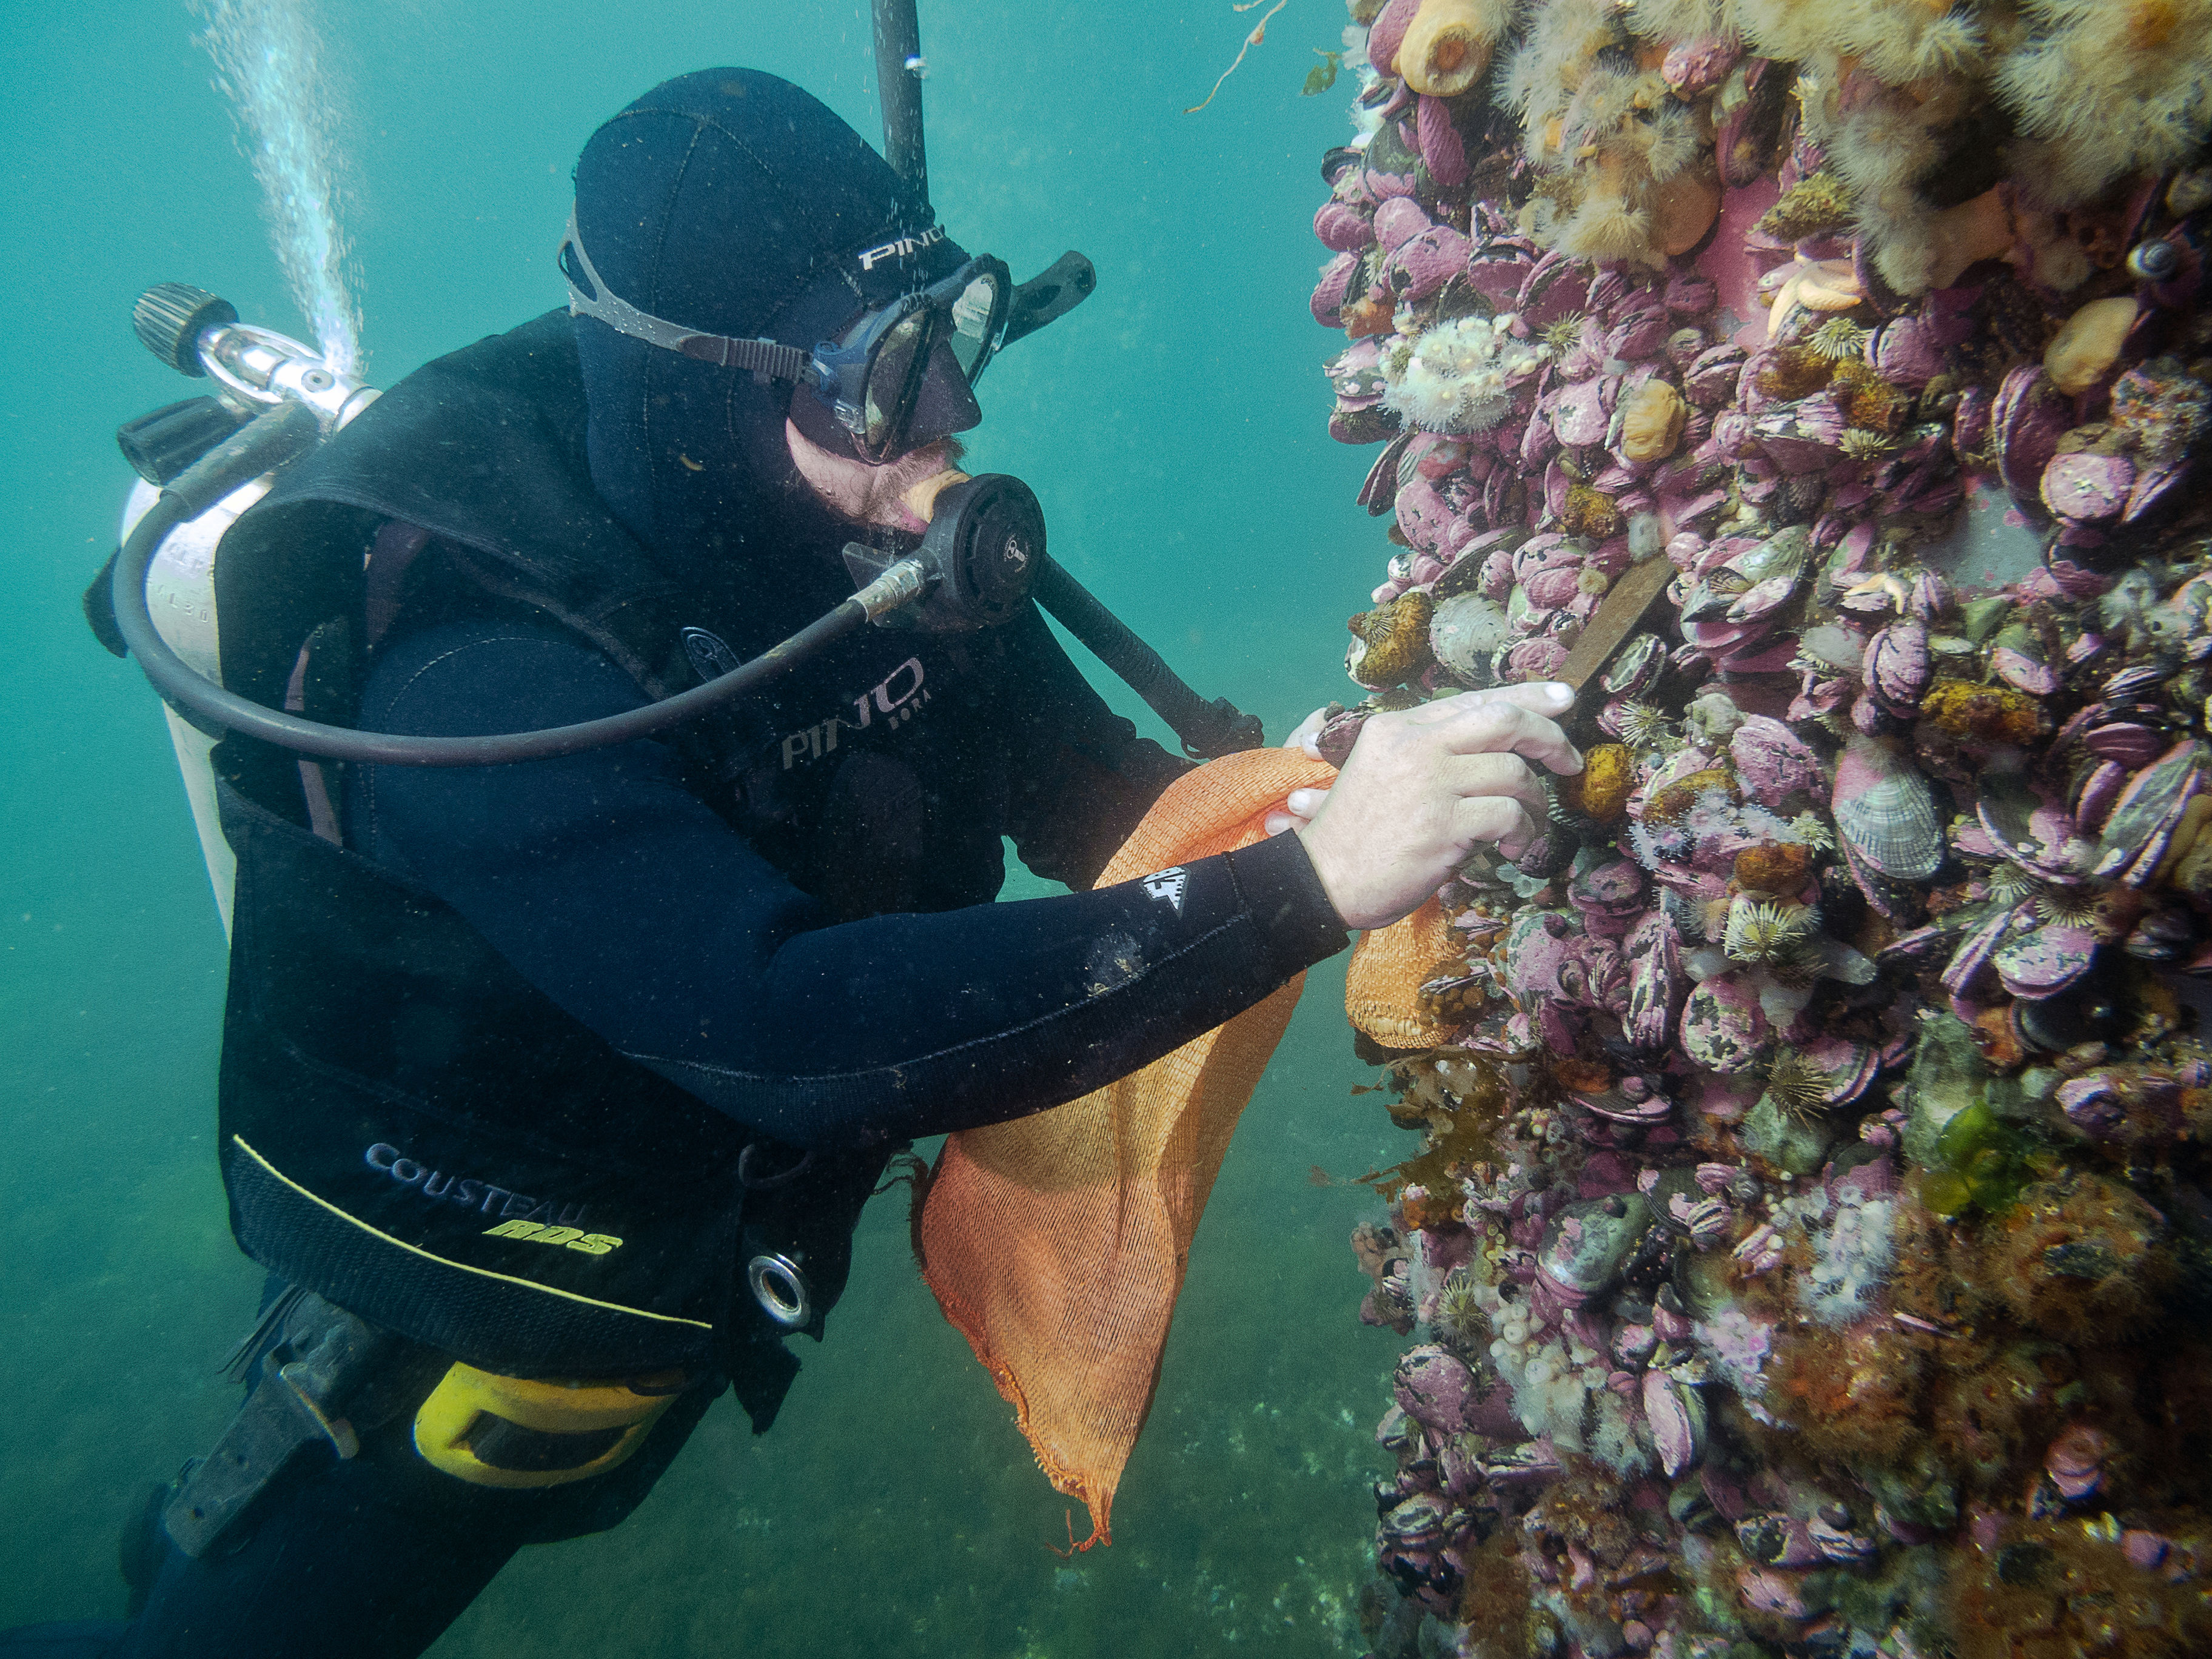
xmin=560 ymin=210 xmax=1007 ymax=464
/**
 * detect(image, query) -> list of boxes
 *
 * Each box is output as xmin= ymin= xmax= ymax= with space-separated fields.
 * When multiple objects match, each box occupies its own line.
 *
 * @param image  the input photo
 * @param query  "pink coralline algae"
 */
xmin=1305 ymin=3 xmax=2212 ymax=1657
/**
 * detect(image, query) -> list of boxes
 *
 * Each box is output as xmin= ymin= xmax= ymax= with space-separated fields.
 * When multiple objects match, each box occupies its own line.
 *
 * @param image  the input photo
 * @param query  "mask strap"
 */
xmin=558 ymin=210 xmax=818 ymax=386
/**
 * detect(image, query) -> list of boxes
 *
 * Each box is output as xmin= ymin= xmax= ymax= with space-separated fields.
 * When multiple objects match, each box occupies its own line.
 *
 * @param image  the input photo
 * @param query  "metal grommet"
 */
xmin=746 ymin=1253 xmax=811 ymax=1330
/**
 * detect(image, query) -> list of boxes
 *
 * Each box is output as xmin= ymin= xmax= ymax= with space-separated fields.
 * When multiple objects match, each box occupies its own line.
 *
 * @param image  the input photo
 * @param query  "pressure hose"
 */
xmin=110 ymin=278 xmax=1261 ymax=766
xmin=109 ymin=402 xmax=902 ymax=766
xmin=1031 ymin=558 xmax=1265 ymax=760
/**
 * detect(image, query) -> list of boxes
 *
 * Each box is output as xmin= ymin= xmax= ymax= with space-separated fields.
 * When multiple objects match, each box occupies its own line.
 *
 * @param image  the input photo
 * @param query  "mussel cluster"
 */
xmin=1310 ymin=4 xmax=2212 ymax=1657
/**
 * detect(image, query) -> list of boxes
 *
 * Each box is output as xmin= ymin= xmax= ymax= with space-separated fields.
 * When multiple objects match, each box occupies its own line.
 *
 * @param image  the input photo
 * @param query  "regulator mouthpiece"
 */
xmin=132 ymin=282 xmax=379 ymax=432
xmin=842 ymin=473 xmax=1043 ymax=634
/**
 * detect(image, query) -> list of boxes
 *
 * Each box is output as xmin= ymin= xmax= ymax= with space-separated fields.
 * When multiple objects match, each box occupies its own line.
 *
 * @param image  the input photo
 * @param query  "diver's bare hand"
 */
xmin=1293 ymin=683 xmax=1581 ymax=930
xmin=1262 ymin=705 xmax=1335 ymax=836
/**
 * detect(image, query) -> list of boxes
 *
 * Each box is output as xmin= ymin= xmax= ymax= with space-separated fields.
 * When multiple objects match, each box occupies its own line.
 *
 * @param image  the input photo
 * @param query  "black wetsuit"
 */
xmin=346 ymin=598 xmax=1342 ymax=1156
xmin=34 ymin=512 xmax=1342 ymax=1659
xmin=8 ymin=67 xmax=1347 ymax=1659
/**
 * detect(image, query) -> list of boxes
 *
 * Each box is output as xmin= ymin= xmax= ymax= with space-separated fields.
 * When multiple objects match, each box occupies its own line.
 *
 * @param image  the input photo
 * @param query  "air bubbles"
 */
xmin=195 ymin=0 xmax=361 ymax=375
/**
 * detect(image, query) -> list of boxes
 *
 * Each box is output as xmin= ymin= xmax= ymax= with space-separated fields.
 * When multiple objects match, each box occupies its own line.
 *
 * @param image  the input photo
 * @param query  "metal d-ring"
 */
xmin=746 ymin=1253 xmax=812 ymax=1329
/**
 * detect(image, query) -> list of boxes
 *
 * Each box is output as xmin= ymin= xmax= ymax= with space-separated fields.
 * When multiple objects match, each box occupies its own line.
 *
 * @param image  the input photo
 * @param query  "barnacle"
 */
xmin=1724 ymin=899 xmax=1818 ymax=965
xmin=1806 ymin=318 xmax=1872 ymax=363
xmin=1755 ymin=170 xmax=1855 ymax=241
xmin=1839 ymin=428 xmax=1895 ymax=460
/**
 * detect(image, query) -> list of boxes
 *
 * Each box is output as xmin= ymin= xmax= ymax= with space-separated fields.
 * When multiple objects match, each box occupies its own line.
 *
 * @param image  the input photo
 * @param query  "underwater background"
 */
xmin=0 ymin=1 xmax=1421 ymax=1652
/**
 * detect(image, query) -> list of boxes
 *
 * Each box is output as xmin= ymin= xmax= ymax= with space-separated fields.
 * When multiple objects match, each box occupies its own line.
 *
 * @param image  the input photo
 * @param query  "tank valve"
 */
xmin=129 ymin=282 xmax=378 ymax=431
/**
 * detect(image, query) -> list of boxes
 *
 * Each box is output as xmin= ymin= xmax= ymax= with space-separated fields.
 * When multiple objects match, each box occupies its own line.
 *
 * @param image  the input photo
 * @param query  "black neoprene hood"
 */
xmin=571 ymin=69 xmax=970 ymax=562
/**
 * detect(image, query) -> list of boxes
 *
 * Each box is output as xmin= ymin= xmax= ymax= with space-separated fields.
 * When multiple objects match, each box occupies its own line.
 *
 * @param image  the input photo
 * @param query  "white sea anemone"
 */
xmin=1996 ymin=0 xmax=2212 ymax=204
xmin=1379 ymin=316 xmax=1549 ymax=435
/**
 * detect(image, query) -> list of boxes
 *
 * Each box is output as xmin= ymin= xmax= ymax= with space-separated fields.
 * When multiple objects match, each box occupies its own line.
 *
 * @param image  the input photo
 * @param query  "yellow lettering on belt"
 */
xmin=483 ymin=1219 xmax=624 ymax=1255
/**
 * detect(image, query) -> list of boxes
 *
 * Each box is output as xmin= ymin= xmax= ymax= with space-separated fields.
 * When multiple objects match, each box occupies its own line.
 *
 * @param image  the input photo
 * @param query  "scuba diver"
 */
xmin=10 ymin=67 xmax=1579 ymax=1658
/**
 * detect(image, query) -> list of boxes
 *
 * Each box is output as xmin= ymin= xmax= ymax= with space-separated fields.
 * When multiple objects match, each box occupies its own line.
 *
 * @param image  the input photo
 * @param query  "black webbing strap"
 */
xmin=675 ymin=333 xmax=814 ymax=383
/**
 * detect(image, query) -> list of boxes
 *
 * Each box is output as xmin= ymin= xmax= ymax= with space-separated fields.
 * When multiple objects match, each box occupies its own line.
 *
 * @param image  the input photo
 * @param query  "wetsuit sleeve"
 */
xmin=352 ymin=619 xmax=1347 ymax=1153
xmin=993 ymin=607 xmax=1194 ymax=890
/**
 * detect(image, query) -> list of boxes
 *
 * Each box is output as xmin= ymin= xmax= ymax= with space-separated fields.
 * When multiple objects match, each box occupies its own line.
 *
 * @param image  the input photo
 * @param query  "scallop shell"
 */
xmin=1832 ymin=739 xmax=1943 ymax=882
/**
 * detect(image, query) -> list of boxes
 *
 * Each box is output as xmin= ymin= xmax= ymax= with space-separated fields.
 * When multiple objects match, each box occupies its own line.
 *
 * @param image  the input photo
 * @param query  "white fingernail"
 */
xmin=1537 ymin=681 xmax=1573 ymax=706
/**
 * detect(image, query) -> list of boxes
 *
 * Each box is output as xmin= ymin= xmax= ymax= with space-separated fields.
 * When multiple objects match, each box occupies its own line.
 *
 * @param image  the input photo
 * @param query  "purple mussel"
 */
xmin=2042 ymin=452 xmax=2135 ymax=525
xmin=1625 ymin=909 xmax=1686 ymax=1052
xmin=1395 ymin=1346 xmax=1480 ymax=1437
xmin=1994 ymin=366 xmax=2072 ymax=514
xmin=1535 ymin=1193 xmax=1652 ymax=1311
xmin=2094 ymin=740 xmax=2205 ymax=886
xmin=1644 ymin=1367 xmax=1708 ymax=1478
xmin=1865 ymin=621 xmax=1932 ymax=717
xmin=1731 ymin=716 xmax=1826 ymax=809
xmin=1978 ymin=769 xmax=2099 ymax=883
xmin=1994 ymin=922 xmax=2098 ymax=1000
xmin=1681 ymin=973 xmax=1768 ymax=1074
xmin=1680 ymin=525 xmax=1811 ymax=627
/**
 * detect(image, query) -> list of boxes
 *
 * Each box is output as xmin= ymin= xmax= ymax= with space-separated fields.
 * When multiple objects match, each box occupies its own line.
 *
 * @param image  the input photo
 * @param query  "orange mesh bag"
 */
xmin=915 ymin=746 xmax=1330 ymax=1548
xmin=1345 ymin=896 xmax=1453 ymax=1049
xmin=916 ymin=748 xmax=1461 ymax=1546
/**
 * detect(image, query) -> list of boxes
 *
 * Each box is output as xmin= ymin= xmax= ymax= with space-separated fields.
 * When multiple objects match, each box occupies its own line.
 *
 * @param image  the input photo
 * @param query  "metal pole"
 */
xmin=871 ymin=0 xmax=928 ymax=220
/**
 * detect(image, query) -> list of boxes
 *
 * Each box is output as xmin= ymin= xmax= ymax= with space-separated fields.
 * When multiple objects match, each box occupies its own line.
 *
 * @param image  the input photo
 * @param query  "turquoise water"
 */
xmin=0 ymin=3 xmax=1415 ymax=1649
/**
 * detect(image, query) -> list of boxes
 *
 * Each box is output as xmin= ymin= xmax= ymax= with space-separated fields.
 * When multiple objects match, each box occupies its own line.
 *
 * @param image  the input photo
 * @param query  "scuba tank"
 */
xmin=103 ymin=284 xmax=384 ymax=931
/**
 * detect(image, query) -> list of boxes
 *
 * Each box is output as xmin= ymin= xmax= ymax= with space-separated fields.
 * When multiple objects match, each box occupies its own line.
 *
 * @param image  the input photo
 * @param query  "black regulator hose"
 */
xmin=1031 ymin=555 xmax=1265 ymax=760
xmin=110 ymin=403 xmax=879 ymax=767
xmin=111 ymin=406 xmax=1259 ymax=768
